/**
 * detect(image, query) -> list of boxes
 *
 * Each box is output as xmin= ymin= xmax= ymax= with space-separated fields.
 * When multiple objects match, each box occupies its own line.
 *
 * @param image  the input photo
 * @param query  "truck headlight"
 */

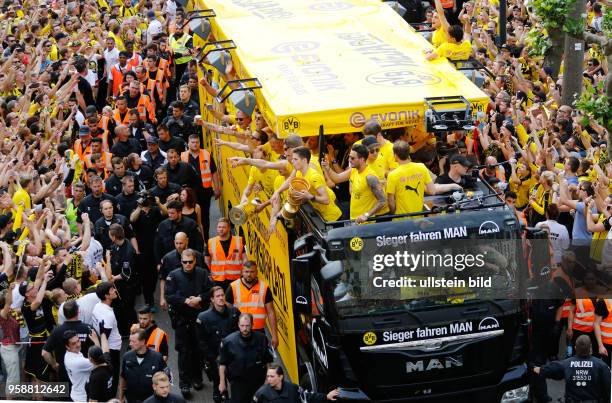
xmin=500 ymin=385 xmax=529 ymax=403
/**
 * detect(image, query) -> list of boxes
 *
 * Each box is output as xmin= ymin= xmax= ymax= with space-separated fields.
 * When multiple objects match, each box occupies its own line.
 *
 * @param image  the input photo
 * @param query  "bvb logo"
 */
xmin=282 ymin=116 xmax=300 ymax=133
xmin=363 ymin=332 xmax=377 ymax=345
xmin=349 ymin=237 xmax=363 ymax=252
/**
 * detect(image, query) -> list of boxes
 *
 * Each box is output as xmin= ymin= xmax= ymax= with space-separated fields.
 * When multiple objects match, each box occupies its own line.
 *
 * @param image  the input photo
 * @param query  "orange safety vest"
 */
xmin=573 ymin=288 xmax=595 ymax=332
xmin=230 ymin=279 xmax=268 ymax=330
xmin=146 ymin=68 xmax=166 ymax=100
xmin=600 ymin=299 xmax=612 ymax=345
xmin=207 ymin=236 xmax=244 ymax=281
xmin=74 ymin=139 xmax=92 ymax=161
xmin=552 ymin=268 xmax=574 ymax=318
xmin=127 ymin=53 xmax=142 ymax=69
xmin=110 ymin=64 xmax=131 ymax=97
xmin=180 ymin=150 xmax=213 ymax=188
xmin=516 ymin=211 xmax=527 ymax=227
xmin=113 ymin=109 xmax=130 ymax=126
xmin=84 ymin=151 xmax=113 ymax=170
xmin=129 ymin=324 xmax=168 ymax=352
xmin=136 ymin=94 xmax=156 ymax=123
xmin=158 ymin=57 xmax=171 ymax=79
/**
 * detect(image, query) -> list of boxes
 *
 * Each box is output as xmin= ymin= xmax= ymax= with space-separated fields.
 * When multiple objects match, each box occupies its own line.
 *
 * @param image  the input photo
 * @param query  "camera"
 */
xmin=136 ymin=190 xmax=155 ymax=207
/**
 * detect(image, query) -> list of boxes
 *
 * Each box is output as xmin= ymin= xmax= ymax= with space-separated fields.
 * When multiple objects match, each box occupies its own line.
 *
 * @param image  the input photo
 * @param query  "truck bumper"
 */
xmin=351 ymin=364 xmax=529 ymax=402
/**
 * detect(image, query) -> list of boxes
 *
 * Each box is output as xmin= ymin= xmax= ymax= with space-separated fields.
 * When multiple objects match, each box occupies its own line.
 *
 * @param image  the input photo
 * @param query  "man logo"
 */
xmin=478 ymin=317 xmax=500 ymax=331
xmin=349 ymin=237 xmax=364 ymax=252
xmin=478 ymin=221 xmax=500 ymax=235
xmin=363 ymin=332 xmax=377 ymax=345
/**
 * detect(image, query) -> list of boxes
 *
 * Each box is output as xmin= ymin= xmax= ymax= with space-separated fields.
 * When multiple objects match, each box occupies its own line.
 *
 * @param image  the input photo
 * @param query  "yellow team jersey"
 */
xmin=511 ymin=175 xmax=537 ymax=209
xmin=12 ymin=187 xmax=32 ymax=211
xmin=349 ymin=166 xmax=379 ymax=219
xmin=386 ymin=162 xmax=432 ymax=215
xmin=435 ymin=40 xmax=472 ymax=61
xmin=261 ymin=142 xmax=281 ymax=162
xmin=590 ymin=214 xmax=609 ymax=262
xmin=296 ymin=168 xmax=342 ymax=222
xmin=377 ymin=140 xmax=398 ymax=172
xmin=432 ymin=27 xmax=447 ymax=48
xmin=247 ymin=166 xmax=277 ymax=196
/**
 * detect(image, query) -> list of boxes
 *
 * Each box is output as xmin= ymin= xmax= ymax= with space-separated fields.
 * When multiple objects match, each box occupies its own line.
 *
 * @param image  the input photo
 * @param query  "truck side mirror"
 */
xmin=292 ymin=252 xmax=316 ymax=315
xmin=321 ymin=260 xmax=343 ymax=282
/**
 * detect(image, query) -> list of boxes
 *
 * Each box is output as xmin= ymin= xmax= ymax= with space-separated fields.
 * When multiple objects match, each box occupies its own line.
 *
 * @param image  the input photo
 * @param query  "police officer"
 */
xmin=165 ymin=249 xmax=214 ymax=397
xmin=534 ymin=335 xmax=610 ymax=403
xmin=196 ymin=286 xmax=240 ymax=403
xmin=130 ymin=305 xmax=169 ymax=361
xmin=226 ymin=261 xmax=279 ymax=349
xmin=118 ymin=328 xmax=168 ymax=403
xmin=154 ymin=200 xmax=203 ymax=264
xmin=253 ymin=363 xmax=340 ymax=402
xmin=219 ymin=313 xmax=273 ymax=403
xmin=107 ymin=223 xmax=137 ymax=337
xmin=159 ymin=232 xmax=204 ymax=311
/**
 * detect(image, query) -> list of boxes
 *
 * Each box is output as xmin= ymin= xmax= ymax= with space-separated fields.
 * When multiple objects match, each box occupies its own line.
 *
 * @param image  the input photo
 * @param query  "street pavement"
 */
xmin=138 ymin=201 xmax=565 ymax=402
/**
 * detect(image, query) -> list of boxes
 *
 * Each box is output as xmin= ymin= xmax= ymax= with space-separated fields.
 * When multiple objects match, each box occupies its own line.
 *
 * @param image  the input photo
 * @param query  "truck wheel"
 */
xmin=299 ymin=361 xmax=317 ymax=392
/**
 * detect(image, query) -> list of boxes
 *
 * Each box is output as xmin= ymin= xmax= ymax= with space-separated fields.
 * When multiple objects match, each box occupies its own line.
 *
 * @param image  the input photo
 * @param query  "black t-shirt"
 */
xmin=595 ymin=299 xmax=610 ymax=320
xmin=22 ymin=298 xmax=54 ymax=335
xmin=132 ymin=206 xmax=164 ymax=248
xmin=435 ymin=173 xmax=475 ymax=189
xmin=150 ymin=182 xmax=182 ymax=204
xmin=158 ymin=136 xmax=186 ymax=153
xmin=43 ymin=320 xmax=94 ymax=381
xmin=86 ymin=355 xmax=114 ymax=402
xmin=78 ymin=77 xmax=96 ymax=108
xmin=110 ymin=138 xmax=142 ymax=158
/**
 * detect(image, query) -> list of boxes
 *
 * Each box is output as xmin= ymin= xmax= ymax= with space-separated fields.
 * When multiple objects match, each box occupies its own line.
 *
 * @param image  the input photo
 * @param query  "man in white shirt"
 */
xmin=535 ymin=203 xmax=570 ymax=266
xmin=103 ymin=37 xmax=120 ymax=84
xmin=91 ymin=282 xmax=122 ymax=396
xmin=64 ymin=329 xmax=96 ymax=402
xmin=58 ymin=278 xmax=101 ymax=325
xmin=146 ymin=10 xmax=163 ymax=45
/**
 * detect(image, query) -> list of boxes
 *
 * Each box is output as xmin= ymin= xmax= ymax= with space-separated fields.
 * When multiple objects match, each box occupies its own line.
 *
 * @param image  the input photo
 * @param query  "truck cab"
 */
xmin=289 ymin=178 xmax=532 ymax=402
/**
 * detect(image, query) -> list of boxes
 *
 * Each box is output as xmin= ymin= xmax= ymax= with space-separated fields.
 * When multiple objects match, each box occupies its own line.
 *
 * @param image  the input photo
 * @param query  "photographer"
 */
xmin=130 ymin=191 xmax=167 ymax=309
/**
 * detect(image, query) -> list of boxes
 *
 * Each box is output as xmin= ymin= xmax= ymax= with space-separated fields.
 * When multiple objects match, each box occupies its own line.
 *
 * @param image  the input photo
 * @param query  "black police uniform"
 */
xmin=539 ymin=355 xmax=611 ymax=403
xmin=94 ymin=213 xmax=134 ymax=252
xmin=150 ymin=182 xmax=182 ymax=204
xmin=116 ymin=191 xmax=139 ymax=218
xmin=132 ymin=206 xmax=165 ymax=307
xmin=252 ymin=380 xmax=329 ymax=403
xmin=105 ymin=173 xmax=142 ymax=197
xmin=142 ymin=150 xmax=167 ymax=172
xmin=110 ymin=239 xmax=137 ymax=336
xmin=219 ymin=330 xmax=273 ymax=403
xmin=165 ymin=161 xmax=199 ymax=189
xmin=130 ymin=164 xmax=155 ymax=190
xmin=121 ymin=348 xmax=168 ymax=403
xmin=164 ymin=266 xmax=214 ymax=390
xmin=111 ymin=137 xmax=142 ymax=158
xmin=143 ymin=392 xmax=186 ymax=403
xmin=154 ymin=216 xmax=203 ymax=264
xmin=196 ymin=305 xmax=240 ymax=402
xmin=77 ymin=193 xmax=117 ymax=224
xmin=159 ymin=249 xmax=205 ymax=283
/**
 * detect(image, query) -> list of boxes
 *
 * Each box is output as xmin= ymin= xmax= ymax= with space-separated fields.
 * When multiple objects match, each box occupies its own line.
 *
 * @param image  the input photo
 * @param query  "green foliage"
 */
xmin=531 ymin=0 xmax=576 ymax=29
xmin=525 ymin=28 xmax=552 ymax=57
xmin=563 ymin=17 xmax=583 ymax=35
xmin=574 ymin=80 xmax=611 ymax=128
xmin=603 ymin=6 xmax=612 ymax=37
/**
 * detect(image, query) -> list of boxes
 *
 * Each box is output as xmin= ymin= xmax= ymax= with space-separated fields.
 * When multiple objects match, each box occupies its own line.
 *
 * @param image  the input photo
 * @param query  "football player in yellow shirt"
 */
xmin=425 ymin=24 xmax=472 ymax=61
xmin=271 ymin=147 xmax=341 ymax=222
xmin=322 ymin=144 xmax=386 ymax=223
xmin=386 ymin=141 xmax=461 ymax=215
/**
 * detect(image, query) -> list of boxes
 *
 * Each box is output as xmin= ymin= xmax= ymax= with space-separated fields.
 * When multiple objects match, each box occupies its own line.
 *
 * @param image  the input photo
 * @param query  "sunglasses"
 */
xmin=236 ymin=118 xmax=245 ymax=122
xmin=182 ymin=260 xmax=194 ymax=264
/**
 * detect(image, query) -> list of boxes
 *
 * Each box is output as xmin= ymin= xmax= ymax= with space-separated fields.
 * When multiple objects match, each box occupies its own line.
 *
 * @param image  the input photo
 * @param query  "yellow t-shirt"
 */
xmin=296 ymin=168 xmax=341 ymax=222
xmin=434 ymin=40 xmax=472 ymax=61
xmin=261 ymin=141 xmax=281 ymax=162
xmin=432 ymin=27 xmax=447 ymax=48
xmin=386 ymin=162 xmax=432 ymax=215
xmin=377 ymin=140 xmax=398 ymax=173
xmin=247 ymin=166 xmax=277 ymax=197
xmin=510 ymin=175 xmax=537 ymax=209
xmin=349 ymin=166 xmax=379 ymax=219
xmin=12 ymin=187 xmax=32 ymax=211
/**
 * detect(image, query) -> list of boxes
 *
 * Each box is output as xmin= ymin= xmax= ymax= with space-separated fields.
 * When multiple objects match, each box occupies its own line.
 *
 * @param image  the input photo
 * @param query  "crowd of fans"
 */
xmin=0 ymin=0 xmax=609 ymax=401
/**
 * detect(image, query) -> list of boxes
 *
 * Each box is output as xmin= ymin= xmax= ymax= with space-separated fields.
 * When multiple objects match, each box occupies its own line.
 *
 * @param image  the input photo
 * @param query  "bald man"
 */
xmin=110 ymin=124 xmax=142 ymax=158
xmin=158 ymin=232 xmax=205 ymax=310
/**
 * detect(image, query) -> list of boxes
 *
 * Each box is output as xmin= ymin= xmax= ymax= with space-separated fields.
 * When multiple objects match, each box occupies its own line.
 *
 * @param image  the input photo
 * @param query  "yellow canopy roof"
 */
xmin=197 ymin=0 xmax=489 ymax=137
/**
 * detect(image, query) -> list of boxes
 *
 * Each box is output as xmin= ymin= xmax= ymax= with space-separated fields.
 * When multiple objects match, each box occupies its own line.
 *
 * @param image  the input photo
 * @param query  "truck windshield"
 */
xmin=331 ymin=237 xmax=522 ymax=318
